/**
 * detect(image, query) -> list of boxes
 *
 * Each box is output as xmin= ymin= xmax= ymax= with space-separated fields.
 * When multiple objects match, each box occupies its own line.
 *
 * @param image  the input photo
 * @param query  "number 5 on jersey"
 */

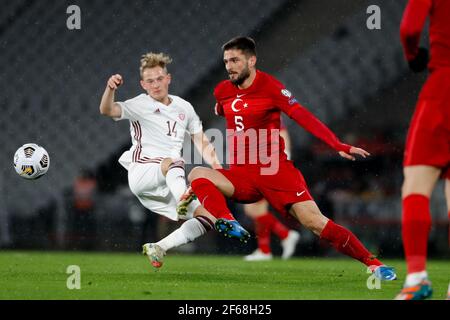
xmin=235 ymin=116 xmax=244 ymax=131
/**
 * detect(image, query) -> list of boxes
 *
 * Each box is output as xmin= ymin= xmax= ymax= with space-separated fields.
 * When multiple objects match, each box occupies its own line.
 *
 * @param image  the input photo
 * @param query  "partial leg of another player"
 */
xmin=395 ymin=165 xmax=441 ymax=300
xmin=396 ymin=166 xmax=441 ymax=299
xmin=243 ymin=200 xmax=300 ymax=261
xmin=289 ymin=200 xmax=397 ymax=281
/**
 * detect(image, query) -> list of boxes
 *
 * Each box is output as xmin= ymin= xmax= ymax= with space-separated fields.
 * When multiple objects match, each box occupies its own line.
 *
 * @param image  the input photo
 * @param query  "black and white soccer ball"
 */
xmin=13 ymin=143 xmax=50 ymax=180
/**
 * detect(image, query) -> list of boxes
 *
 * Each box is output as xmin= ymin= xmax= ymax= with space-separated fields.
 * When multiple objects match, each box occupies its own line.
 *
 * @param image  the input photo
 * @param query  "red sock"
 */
xmin=255 ymin=215 xmax=271 ymax=254
xmin=259 ymin=213 xmax=289 ymax=240
xmin=402 ymin=194 xmax=431 ymax=274
xmin=191 ymin=178 xmax=234 ymax=220
xmin=320 ymin=220 xmax=383 ymax=267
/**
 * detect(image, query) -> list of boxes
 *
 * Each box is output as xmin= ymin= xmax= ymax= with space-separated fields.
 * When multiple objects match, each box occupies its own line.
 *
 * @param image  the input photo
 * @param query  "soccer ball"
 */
xmin=13 ymin=143 xmax=50 ymax=180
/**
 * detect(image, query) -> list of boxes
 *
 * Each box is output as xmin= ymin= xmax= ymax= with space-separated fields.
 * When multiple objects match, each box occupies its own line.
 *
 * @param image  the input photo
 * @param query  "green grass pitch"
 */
xmin=0 ymin=251 xmax=448 ymax=300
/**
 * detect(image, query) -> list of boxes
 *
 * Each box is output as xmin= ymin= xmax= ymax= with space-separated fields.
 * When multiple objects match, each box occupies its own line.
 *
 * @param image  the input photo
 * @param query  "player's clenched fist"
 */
xmin=107 ymin=74 xmax=123 ymax=90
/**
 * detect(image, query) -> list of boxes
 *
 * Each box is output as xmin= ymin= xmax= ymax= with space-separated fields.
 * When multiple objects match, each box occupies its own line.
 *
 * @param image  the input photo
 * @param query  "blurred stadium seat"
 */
xmin=277 ymin=0 xmax=407 ymax=125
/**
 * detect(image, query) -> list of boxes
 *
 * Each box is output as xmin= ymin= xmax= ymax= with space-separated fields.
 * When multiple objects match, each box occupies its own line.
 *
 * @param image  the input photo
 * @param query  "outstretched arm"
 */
xmin=289 ymin=106 xmax=370 ymax=161
xmin=271 ymin=77 xmax=369 ymax=161
xmin=191 ymin=131 xmax=223 ymax=169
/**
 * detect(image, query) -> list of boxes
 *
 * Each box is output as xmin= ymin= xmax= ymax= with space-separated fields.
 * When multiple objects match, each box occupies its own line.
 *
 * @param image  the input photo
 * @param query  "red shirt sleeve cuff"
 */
xmin=336 ymin=143 xmax=352 ymax=153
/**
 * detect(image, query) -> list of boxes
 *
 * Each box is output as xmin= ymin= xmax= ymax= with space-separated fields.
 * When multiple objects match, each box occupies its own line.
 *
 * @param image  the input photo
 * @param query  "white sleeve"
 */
xmin=113 ymin=100 xmax=138 ymax=122
xmin=187 ymin=104 xmax=203 ymax=135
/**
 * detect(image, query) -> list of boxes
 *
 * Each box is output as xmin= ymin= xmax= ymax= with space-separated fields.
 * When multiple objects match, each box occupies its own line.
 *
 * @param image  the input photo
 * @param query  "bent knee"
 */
xmin=291 ymin=202 xmax=328 ymax=235
xmin=188 ymin=167 xmax=210 ymax=182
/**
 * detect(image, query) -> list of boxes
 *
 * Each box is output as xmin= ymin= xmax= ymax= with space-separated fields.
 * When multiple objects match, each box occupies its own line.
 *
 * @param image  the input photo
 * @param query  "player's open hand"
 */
xmin=338 ymin=146 xmax=370 ymax=161
xmin=107 ymin=74 xmax=123 ymax=90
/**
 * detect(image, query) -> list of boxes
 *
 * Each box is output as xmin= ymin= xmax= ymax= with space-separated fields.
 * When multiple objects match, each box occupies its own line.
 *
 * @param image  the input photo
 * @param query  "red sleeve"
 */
xmin=271 ymin=77 xmax=350 ymax=153
xmin=270 ymin=77 xmax=302 ymax=117
xmin=289 ymin=107 xmax=351 ymax=153
xmin=400 ymin=0 xmax=432 ymax=61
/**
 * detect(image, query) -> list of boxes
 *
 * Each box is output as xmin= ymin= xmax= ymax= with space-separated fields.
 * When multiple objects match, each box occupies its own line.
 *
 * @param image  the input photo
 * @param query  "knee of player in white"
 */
xmin=165 ymin=162 xmax=187 ymax=201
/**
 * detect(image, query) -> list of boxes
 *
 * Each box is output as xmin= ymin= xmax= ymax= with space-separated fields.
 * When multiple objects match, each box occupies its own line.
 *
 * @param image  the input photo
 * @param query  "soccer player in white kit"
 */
xmin=99 ymin=52 xmax=221 ymax=268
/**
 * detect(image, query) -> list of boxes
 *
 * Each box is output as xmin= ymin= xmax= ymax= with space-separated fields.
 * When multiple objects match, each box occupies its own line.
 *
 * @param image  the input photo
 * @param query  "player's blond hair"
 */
xmin=140 ymin=52 xmax=172 ymax=77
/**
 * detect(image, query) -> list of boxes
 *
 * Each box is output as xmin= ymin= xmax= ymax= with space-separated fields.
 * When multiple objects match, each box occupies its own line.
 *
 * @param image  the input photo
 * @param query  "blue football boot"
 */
xmin=373 ymin=265 xmax=397 ymax=281
xmin=215 ymin=218 xmax=251 ymax=243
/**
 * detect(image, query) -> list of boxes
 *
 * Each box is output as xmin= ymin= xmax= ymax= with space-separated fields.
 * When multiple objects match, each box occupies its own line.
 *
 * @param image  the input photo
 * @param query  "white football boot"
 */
xmin=244 ymin=249 xmax=273 ymax=261
xmin=142 ymin=243 xmax=166 ymax=269
xmin=281 ymin=230 xmax=300 ymax=260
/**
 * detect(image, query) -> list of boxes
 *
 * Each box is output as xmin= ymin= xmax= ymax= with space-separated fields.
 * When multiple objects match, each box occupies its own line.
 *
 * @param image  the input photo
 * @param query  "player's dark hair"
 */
xmin=222 ymin=36 xmax=257 ymax=57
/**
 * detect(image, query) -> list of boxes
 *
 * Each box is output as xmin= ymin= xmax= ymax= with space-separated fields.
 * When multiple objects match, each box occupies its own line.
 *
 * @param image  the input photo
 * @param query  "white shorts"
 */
xmin=124 ymin=157 xmax=199 ymax=221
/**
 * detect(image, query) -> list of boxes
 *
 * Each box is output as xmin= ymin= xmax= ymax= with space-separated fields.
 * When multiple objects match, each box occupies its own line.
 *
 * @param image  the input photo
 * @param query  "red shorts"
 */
xmin=404 ymin=68 xmax=450 ymax=179
xmin=217 ymin=160 xmax=313 ymax=217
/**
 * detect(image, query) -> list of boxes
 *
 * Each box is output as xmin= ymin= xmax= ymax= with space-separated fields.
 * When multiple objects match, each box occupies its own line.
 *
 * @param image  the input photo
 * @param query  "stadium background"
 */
xmin=0 ymin=0 xmax=448 ymax=262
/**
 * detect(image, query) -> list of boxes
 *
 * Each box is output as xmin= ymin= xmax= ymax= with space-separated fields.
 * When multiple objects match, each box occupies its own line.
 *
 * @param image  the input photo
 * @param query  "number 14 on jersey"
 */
xmin=166 ymin=121 xmax=178 ymax=137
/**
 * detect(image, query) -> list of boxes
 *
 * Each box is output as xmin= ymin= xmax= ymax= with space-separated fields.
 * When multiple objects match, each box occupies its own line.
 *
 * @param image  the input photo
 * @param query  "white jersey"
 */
xmin=114 ymin=94 xmax=202 ymax=168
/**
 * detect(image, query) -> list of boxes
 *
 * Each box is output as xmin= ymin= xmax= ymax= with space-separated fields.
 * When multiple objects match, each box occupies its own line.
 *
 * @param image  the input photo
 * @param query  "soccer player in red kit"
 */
xmin=187 ymin=36 xmax=396 ymax=281
xmin=396 ymin=0 xmax=450 ymax=300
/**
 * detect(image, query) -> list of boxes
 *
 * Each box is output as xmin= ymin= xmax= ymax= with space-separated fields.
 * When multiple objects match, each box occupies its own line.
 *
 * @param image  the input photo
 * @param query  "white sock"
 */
xmin=405 ymin=271 xmax=428 ymax=287
xmin=165 ymin=160 xmax=186 ymax=201
xmin=187 ymin=199 xmax=202 ymax=216
xmin=156 ymin=218 xmax=208 ymax=252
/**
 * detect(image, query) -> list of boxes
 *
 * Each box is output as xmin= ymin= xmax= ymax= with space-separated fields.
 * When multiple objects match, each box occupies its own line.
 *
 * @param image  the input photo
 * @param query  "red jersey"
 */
xmin=214 ymin=70 xmax=298 ymax=166
xmin=400 ymin=0 xmax=450 ymax=70
xmin=214 ymin=70 xmax=350 ymax=167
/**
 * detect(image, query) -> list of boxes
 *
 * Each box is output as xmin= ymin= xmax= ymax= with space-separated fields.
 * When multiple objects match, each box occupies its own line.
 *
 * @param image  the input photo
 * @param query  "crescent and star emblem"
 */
xmin=231 ymin=97 xmax=249 ymax=113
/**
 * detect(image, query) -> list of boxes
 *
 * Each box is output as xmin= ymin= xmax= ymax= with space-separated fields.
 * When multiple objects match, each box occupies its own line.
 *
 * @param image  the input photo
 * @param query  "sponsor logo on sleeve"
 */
xmin=288 ymin=98 xmax=298 ymax=105
xmin=281 ymin=89 xmax=292 ymax=98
